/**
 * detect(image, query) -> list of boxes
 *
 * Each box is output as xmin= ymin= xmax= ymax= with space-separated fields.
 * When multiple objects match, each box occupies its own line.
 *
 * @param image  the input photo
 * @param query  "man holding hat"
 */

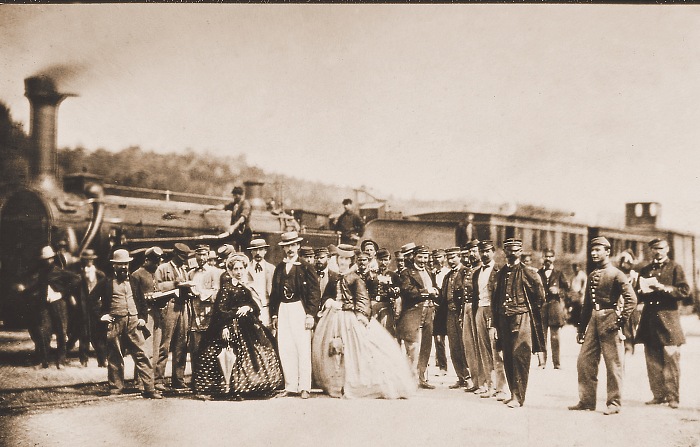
xmin=472 ymin=240 xmax=507 ymax=399
xmin=95 ymin=249 xmax=162 ymax=398
xmin=69 ymin=249 xmax=106 ymax=367
xmin=247 ymin=238 xmax=275 ymax=326
xmin=154 ymin=242 xmax=193 ymax=390
xmin=492 ymin=238 xmax=546 ymax=408
xmin=224 ymin=186 xmax=252 ymax=251
xmin=187 ymin=244 xmax=219 ymax=361
xmin=569 ymin=237 xmax=636 ymax=415
xmin=269 ymin=231 xmax=321 ymax=399
xmin=131 ymin=246 xmax=164 ymax=387
xmin=397 ymin=246 xmax=439 ymax=389
xmin=635 ymin=238 xmax=689 ymax=409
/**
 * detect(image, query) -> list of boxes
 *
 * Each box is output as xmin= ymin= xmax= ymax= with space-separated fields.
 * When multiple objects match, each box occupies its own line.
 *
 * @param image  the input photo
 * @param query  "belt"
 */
xmin=593 ymin=302 xmax=616 ymax=311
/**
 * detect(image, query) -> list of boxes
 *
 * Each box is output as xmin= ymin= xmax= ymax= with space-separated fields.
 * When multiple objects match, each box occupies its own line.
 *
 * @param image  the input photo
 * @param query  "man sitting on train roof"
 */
xmin=331 ymin=198 xmax=365 ymax=246
xmin=223 ymin=186 xmax=252 ymax=251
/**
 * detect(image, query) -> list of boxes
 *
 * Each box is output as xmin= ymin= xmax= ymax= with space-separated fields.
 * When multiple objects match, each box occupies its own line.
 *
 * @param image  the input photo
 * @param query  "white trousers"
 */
xmin=277 ymin=301 xmax=312 ymax=393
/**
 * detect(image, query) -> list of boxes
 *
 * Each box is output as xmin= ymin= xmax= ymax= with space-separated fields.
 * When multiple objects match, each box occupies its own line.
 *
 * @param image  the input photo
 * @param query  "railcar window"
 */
xmin=531 ymin=230 xmax=539 ymax=251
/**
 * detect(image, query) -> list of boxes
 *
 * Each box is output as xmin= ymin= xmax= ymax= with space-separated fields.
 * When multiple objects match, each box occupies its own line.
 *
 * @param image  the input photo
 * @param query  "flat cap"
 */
xmin=145 ymin=246 xmax=164 ymax=259
xmin=414 ymin=245 xmax=430 ymax=255
xmin=314 ymin=247 xmax=330 ymax=256
xmin=445 ymin=247 xmax=461 ymax=256
xmin=173 ymin=243 xmax=192 ymax=257
xmin=503 ymin=238 xmax=523 ymax=249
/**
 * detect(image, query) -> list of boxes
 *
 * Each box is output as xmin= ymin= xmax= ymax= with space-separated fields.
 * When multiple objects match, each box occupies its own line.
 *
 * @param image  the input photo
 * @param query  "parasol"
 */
xmin=217 ymin=344 xmax=236 ymax=394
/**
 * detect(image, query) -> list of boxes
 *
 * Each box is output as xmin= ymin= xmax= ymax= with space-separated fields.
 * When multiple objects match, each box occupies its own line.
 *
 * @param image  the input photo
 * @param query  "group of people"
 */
xmin=23 ymin=198 xmax=690 ymax=409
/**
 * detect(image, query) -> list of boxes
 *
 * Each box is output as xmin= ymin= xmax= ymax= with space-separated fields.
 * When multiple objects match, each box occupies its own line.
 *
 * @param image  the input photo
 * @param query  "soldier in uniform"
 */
xmin=372 ymin=249 xmax=401 ymax=337
xmin=569 ymin=237 xmax=637 ymax=415
xmin=537 ymin=249 xmax=570 ymax=369
xmin=441 ymin=247 xmax=471 ymax=389
xmin=635 ymin=238 xmax=690 ymax=409
xmin=492 ymin=238 xmax=546 ymax=408
xmin=299 ymin=246 xmax=316 ymax=265
xmin=432 ymin=249 xmax=449 ymax=375
xmin=397 ymin=246 xmax=439 ymax=389
xmin=461 ymin=240 xmax=482 ymax=393
xmin=472 ymin=240 xmax=507 ymax=399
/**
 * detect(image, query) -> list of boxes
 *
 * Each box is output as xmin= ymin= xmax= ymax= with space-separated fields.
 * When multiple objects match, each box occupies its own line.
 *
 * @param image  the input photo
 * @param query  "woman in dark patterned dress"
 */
xmin=193 ymin=253 xmax=283 ymax=399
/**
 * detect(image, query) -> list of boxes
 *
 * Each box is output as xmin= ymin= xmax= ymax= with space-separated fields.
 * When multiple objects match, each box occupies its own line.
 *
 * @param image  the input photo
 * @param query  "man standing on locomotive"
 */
xmin=224 ymin=186 xmax=252 ymax=251
xmin=635 ymin=238 xmax=690 ymax=409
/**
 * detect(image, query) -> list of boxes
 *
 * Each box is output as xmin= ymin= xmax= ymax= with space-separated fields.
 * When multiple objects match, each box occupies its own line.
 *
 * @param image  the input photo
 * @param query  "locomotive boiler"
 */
xmin=0 ymin=76 xmax=338 ymax=328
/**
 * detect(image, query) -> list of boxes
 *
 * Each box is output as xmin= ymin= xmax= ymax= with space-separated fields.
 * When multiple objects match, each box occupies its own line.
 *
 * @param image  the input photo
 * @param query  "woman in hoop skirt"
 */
xmin=312 ymin=244 xmax=415 ymax=399
xmin=193 ymin=253 xmax=283 ymax=398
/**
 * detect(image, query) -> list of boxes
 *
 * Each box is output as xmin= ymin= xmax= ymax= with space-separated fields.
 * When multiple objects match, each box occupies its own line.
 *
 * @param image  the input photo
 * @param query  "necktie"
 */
xmin=255 ymin=263 xmax=262 ymax=273
xmin=318 ymin=271 xmax=325 ymax=278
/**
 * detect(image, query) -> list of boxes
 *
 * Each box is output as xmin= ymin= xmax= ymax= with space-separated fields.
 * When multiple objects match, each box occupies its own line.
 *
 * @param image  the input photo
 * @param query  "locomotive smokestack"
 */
xmin=24 ymin=76 xmax=74 ymax=190
xmin=244 ymin=180 xmax=266 ymax=211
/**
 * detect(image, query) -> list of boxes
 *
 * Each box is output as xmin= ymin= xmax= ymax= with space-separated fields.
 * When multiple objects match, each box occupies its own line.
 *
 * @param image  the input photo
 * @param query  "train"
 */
xmin=2 ymin=75 xmax=697 ymax=329
xmin=0 ymin=76 xmax=339 ymax=328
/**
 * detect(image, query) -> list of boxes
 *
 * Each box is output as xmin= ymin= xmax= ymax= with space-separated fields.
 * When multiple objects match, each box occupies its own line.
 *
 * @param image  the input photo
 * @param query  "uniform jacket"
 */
xmin=579 ymin=260 xmax=637 ymax=335
xmin=492 ymin=262 xmax=546 ymax=353
xmin=321 ymin=272 xmax=370 ymax=317
xmin=440 ymin=265 xmax=468 ymax=315
xmin=635 ymin=259 xmax=689 ymax=346
xmin=399 ymin=266 xmax=437 ymax=311
xmin=95 ymin=275 xmax=149 ymax=322
xmin=269 ymin=258 xmax=321 ymax=317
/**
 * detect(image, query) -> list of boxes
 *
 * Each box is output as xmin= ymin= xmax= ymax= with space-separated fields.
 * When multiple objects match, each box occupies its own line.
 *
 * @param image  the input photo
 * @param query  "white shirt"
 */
xmin=435 ymin=266 xmax=450 ymax=291
xmin=249 ymin=261 xmax=269 ymax=303
xmin=46 ymin=285 xmax=63 ymax=303
xmin=284 ymin=255 xmax=299 ymax=274
xmin=477 ymin=261 xmax=495 ymax=307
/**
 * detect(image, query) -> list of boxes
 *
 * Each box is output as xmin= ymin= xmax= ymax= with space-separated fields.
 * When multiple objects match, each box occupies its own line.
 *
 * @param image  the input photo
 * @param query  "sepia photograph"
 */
xmin=0 ymin=3 xmax=699 ymax=446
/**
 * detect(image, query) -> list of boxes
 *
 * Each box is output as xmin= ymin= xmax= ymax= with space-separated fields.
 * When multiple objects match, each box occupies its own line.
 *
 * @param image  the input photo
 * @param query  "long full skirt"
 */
xmin=193 ymin=315 xmax=283 ymax=397
xmin=312 ymin=307 xmax=416 ymax=399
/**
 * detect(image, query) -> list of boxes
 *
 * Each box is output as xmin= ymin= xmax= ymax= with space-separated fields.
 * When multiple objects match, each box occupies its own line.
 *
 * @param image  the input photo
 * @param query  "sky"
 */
xmin=1 ymin=5 xmax=700 ymax=232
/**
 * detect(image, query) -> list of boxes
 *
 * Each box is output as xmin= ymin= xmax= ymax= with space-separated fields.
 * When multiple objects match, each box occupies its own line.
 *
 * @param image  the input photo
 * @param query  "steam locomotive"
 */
xmin=0 ymin=76 xmax=339 ymax=328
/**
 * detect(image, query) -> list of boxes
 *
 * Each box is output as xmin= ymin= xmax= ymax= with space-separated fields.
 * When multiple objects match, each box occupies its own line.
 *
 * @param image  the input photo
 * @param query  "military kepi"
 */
xmin=590 ymin=236 xmax=611 ymax=248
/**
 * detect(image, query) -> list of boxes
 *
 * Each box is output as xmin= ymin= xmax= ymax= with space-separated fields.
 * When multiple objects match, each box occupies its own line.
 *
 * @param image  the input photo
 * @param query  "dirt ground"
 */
xmin=1 ymin=321 xmax=700 ymax=447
